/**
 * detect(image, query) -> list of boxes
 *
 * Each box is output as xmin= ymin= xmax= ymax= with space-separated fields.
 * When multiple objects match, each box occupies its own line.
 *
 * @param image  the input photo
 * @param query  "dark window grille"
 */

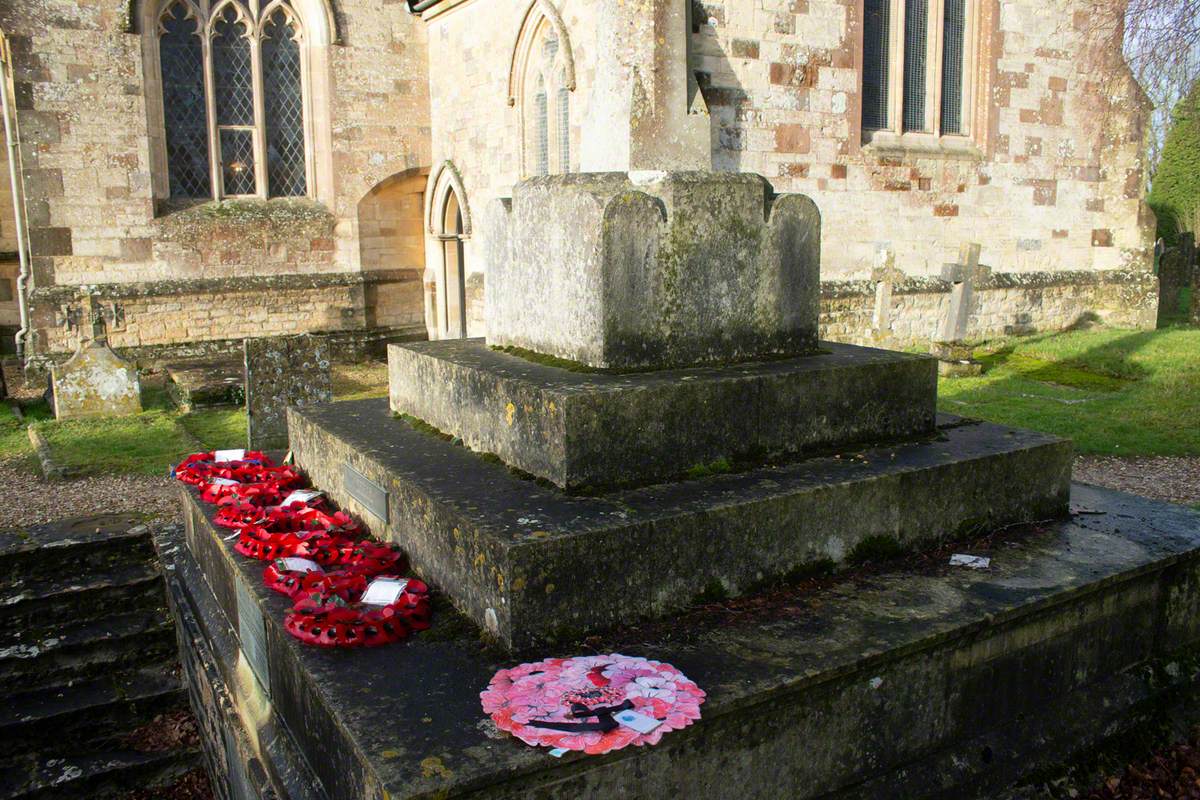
xmin=940 ymin=0 xmax=966 ymax=134
xmin=902 ymin=0 xmax=928 ymax=132
xmin=535 ymin=76 xmax=549 ymax=176
xmin=861 ymin=0 xmax=890 ymax=130
xmin=211 ymin=6 xmax=254 ymax=127
xmin=557 ymin=83 xmax=569 ymax=171
xmin=262 ymin=10 xmax=307 ymax=197
xmin=159 ymin=2 xmax=210 ymax=199
xmin=219 ymin=129 xmax=256 ymax=195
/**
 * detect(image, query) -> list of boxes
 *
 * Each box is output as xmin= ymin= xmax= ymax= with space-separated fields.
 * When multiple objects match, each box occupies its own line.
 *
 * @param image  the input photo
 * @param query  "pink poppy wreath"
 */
xmin=480 ymin=653 xmax=705 ymax=754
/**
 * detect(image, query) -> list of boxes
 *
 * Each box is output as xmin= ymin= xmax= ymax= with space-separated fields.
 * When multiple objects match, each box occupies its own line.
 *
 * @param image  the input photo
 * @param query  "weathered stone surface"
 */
xmin=486 ymin=172 xmax=821 ymax=370
xmin=165 ymin=358 xmax=244 ymax=411
xmin=50 ymin=341 xmax=141 ymax=420
xmin=289 ymin=399 xmax=1072 ymax=649
xmin=243 ymin=335 xmax=332 ymax=451
xmin=170 ymin=483 xmax=1200 ymax=799
xmin=389 ymin=338 xmax=937 ymax=489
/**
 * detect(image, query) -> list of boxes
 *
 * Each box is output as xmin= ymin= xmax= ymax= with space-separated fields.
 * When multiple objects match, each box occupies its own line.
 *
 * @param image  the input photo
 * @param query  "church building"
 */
xmin=0 ymin=0 xmax=1158 ymax=370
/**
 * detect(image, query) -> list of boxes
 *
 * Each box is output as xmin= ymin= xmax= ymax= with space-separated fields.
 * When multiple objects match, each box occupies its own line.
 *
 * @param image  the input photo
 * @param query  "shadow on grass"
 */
xmin=939 ymin=326 xmax=1200 ymax=457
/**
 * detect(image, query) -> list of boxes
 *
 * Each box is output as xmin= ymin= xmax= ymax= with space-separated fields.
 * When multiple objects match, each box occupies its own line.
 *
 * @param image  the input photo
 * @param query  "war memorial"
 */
xmin=167 ymin=172 xmax=1200 ymax=799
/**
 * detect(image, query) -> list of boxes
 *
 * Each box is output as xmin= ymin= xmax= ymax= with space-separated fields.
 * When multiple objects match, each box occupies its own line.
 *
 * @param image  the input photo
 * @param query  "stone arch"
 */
xmin=357 ymin=166 xmax=429 ymax=331
xmin=506 ymin=0 xmax=576 ymax=106
xmin=127 ymin=0 xmax=340 ymax=43
xmin=423 ymin=162 xmax=471 ymax=340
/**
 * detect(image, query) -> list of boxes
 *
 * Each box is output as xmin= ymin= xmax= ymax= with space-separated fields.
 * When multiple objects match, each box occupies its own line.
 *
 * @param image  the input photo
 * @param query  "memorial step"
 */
xmin=0 ymin=609 xmax=175 ymax=694
xmin=286 ymin=397 xmax=1072 ymax=649
xmin=168 ymin=482 xmax=1200 ymax=800
xmin=0 ymin=747 xmax=199 ymax=800
xmin=0 ymin=513 xmax=157 ymax=587
xmin=0 ymin=668 xmax=186 ymax=757
xmin=0 ymin=562 xmax=166 ymax=632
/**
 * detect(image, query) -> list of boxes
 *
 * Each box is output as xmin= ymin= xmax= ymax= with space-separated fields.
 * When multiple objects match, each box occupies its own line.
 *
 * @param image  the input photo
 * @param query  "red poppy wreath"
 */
xmin=481 ymin=654 xmax=706 ymax=755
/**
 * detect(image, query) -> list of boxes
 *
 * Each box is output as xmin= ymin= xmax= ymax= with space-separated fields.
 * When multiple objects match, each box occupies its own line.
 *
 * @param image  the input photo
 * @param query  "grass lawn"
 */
xmin=2 ymin=361 xmax=392 ymax=477
xmin=938 ymin=325 xmax=1200 ymax=456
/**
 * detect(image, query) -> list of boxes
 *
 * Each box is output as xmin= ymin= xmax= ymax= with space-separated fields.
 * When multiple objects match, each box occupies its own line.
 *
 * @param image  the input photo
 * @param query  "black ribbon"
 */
xmin=529 ymin=700 xmax=634 ymax=733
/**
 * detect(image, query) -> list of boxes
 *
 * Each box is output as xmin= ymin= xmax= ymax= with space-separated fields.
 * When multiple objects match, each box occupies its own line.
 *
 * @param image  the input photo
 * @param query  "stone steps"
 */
xmin=0 ymin=609 xmax=175 ymax=694
xmin=0 ymin=667 xmax=187 ymax=757
xmin=0 ymin=562 xmax=167 ymax=633
xmin=0 ymin=748 xmax=199 ymax=800
xmin=0 ymin=516 xmax=200 ymax=798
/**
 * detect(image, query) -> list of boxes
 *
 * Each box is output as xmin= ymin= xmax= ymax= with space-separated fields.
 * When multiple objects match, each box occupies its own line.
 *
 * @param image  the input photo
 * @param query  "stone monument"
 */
xmin=50 ymin=294 xmax=142 ymax=420
xmin=170 ymin=171 xmax=1200 ymax=800
xmin=930 ymin=242 xmax=988 ymax=377
xmin=291 ymin=172 xmax=1071 ymax=649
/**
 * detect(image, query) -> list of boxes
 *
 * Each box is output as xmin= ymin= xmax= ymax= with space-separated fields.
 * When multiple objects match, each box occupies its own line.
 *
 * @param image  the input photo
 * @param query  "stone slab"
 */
xmin=243 ymin=335 xmax=332 ymax=451
xmin=171 ymin=483 xmax=1200 ymax=799
xmin=50 ymin=342 xmax=141 ymax=420
xmin=164 ymin=358 xmax=244 ymax=411
xmin=486 ymin=172 xmax=821 ymax=369
xmin=389 ymin=339 xmax=938 ymax=489
xmin=289 ymin=398 xmax=1072 ymax=649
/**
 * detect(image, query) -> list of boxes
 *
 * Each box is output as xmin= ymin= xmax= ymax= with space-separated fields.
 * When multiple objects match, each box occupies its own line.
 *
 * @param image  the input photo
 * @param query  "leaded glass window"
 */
xmin=262 ymin=9 xmax=307 ymax=197
xmin=940 ymin=0 xmax=966 ymax=135
xmin=154 ymin=0 xmax=309 ymax=201
xmin=859 ymin=0 xmax=976 ymax=142
xmin=159 ymin=3 xmax=210 ymax=199
xmin=861 ymin=0 xmax=890 ymax=131
xmin=522 ymin=19 xmax=571 ymax=176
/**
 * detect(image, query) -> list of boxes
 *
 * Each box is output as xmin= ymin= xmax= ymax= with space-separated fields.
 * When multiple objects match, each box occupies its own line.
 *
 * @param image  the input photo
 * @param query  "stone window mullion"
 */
xmin=927 ymin=0 xmax=944 ymax=136
xmin=202 ymin=3 xmax=222 ymax=199
xmin=250 ymin=19 xmax=269 ymax=198
xmin=887 ymin=0 xmax=905 ymax=135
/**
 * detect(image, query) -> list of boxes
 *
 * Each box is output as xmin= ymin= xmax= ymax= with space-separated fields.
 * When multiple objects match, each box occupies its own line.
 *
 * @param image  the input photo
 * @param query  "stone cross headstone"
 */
xmin=931 ymin=243 xmax=988 ymax=377
xmin=243 ymin=334 xmax=332 ymax=451
xmin=50 ymin=293 xmax=142 ymax=419
xmin=871 ymin=248 xmax=904 ymax=340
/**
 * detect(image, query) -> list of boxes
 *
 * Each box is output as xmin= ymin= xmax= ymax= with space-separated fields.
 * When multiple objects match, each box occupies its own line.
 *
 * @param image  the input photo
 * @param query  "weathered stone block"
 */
xmin=169 ymin=483 xmax=1200 ymax=799
xmin=243 ymin=335 xmax=332 ymax=451
xmin=389 ymin=338 xmax=937 ymax=489
xmin=290 ymin=399 xmax=1072 ymax=650
xmin=50 ymin=342 xmax=141 ymax=420
xmin=485 ymin=172 xmax=821 ymax=370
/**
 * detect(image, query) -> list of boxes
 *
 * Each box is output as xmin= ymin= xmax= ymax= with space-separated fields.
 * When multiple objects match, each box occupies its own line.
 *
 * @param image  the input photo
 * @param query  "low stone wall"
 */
xmin=821 ymin=268 xmax=1158 ymax=346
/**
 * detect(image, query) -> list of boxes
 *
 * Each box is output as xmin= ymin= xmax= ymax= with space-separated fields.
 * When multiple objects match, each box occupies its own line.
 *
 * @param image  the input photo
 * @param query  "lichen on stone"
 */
xmin=156 ymin=199 xmax=335 ymax=250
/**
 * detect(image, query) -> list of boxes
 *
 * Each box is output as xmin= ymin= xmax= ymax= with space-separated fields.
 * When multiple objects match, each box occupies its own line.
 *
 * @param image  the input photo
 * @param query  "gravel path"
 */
xmin=0 ymin=458 xmax=179 ymax=530
xmin=1074 ymin=455 xmax=1200 ymax=507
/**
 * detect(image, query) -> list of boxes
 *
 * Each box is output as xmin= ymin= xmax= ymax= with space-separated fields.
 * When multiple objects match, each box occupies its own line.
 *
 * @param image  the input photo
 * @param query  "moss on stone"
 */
xmin=490 ymin=345 xmax=604 ymax=373
xmin=848 ymin=535 xmax=907 ymax=564
xmin=685 ymin=457 xmax=733 ymax=479
xmin=692 ymin=579 xmax=730 ymax=605
xmin=397 ymin=413 xmax=454 ymax=442
xmin=157 ymin=198 xmax=335 ymax=250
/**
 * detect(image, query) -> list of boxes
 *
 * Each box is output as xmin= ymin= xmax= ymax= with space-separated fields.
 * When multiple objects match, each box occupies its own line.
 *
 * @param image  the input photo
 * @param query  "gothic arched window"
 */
xmin=154 ymin=0 xmax=309 ymax=200
xmin=521 ymin=21 xmax=571 ymax=176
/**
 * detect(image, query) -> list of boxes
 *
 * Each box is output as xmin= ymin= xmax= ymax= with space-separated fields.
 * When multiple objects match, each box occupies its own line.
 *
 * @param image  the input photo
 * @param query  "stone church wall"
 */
xmin=1 ymin=0 xmax=432 ymax=364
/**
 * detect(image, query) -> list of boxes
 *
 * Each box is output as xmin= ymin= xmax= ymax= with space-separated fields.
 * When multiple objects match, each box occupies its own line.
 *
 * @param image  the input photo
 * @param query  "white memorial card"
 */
xmin=281 ymin=490 xmax=322 ymax=506
xmin=276 ymin=558 xmax=324 ymax=574
xmin=949 ymin=554 xmax=991 ymax=570
xmin=614 ymin=709 xmax=662 ymax=734
xmin=214 ymin=448 xmax=246 ymax=462
xmin=361 ymin=577 xmax=409 ymax=606
xmin=210 ymin=477 xmax=241 ymax=486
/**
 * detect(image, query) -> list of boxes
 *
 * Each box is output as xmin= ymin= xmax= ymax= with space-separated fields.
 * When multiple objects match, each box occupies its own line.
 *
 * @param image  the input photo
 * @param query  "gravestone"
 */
xmin=50 ymin=294 xmax=142 ymax=420
xmin=243 ymin=334 xmax=332 ymax=451
xmin=870 ymin=248 xmax=903 ymax=341
xmin=931 ymin=242 xmax=988 ymax=377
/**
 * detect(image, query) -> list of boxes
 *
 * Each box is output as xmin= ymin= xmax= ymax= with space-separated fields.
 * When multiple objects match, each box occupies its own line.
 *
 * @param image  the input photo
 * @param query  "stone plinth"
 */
xmin=50 ymin=342 xmax=142 ymax=420
xmin=389 ymin=339 xmax=937 ymax=489
xmin=244 ymin=335 xmax=332 ymax=451
xmin=290 ymin=398 xmax=1072 ymax=650
xmin=485 ymin=172 xmax=821 ymax=370
xmin=168 ymin=484 xmax=1200 ymax=799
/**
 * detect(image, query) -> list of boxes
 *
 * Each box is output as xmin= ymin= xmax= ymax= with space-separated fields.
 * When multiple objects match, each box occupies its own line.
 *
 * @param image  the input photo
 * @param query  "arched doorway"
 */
xmin=438 ymin=187 xmax=467 ymax=339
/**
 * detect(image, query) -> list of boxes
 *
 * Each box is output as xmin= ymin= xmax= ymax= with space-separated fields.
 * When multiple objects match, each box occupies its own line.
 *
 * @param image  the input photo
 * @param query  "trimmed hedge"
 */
xmin=1149 ymin=81 xmax=1200 ymax=247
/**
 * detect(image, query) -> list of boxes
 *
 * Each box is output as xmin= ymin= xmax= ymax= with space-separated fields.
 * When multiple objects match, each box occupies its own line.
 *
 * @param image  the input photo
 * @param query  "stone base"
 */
xmin=938 ymin=359 xmax=984 ymax=378
xmin=165 ymin=358 xmax=244 ymax=411
xmin=289 ymin=398 xmax=1072 ymax=649
xmin=389 ymin=339 xmax=937 ymax=489
xmin=169 ymin=484 xmax=1200 ymax=800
